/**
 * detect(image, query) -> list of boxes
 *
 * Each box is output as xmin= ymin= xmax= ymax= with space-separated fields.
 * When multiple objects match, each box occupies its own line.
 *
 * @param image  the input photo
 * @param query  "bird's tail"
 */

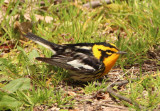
xmin=24 ymin=33 xmax=59 ymax=54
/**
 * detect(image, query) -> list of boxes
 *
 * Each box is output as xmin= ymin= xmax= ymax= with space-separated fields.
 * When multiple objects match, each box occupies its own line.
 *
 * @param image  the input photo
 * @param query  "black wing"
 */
xmin=36 ymin=54 xmax=104 ymax=74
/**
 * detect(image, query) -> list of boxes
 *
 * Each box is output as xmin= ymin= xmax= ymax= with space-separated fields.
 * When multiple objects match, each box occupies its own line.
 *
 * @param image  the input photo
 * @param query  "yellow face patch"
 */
xmin=92 ymin=44 xmax=118 ymax=60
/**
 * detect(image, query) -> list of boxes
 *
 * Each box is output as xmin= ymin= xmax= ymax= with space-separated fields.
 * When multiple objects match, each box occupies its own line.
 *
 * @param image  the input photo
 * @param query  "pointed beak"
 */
xmin=116 ymin=51 xmax=127 ymax=54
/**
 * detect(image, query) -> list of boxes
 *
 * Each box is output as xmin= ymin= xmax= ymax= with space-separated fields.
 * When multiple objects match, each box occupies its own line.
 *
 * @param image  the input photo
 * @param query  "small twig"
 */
xmin=106 ymin=80 xmax=138 ymax=105
xmin=106 ymin=79 xmax=143 ymax=109
xmin=91 ymin=67 xmax=134 ymax=99
xmin=83 ymin=0 xmax=115 ymax=8
xmin=106 ymin=67 xmax=142 ymax=109
xmin=91 ymin=67 xmax=143 ymax=109
xmin=107 ymin=67 xmax=134 ymax=88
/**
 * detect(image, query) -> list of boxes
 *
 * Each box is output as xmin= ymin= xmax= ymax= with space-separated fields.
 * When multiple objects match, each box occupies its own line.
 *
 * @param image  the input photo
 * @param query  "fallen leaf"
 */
xmin=14 ymin=21 xmax=32 ymax=34
xmin=67 ymin=91 xmax=77 ymax=96
xmin=24 ymin=14 xmax=53 ymax=23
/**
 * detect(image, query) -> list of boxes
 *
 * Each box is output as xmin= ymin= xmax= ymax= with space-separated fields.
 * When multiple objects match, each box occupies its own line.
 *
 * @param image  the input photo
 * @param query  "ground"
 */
xmin=0 ymin=0 xmax=160 ymax=110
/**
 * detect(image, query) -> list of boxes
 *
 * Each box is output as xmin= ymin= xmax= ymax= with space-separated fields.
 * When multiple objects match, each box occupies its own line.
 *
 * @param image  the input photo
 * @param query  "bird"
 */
xmin=24 ymin=33 xmax=126 ymax=82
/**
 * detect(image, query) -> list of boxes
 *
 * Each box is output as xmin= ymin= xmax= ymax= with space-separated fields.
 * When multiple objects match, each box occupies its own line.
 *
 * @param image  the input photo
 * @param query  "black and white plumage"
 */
xmin=24 ymin=33 xmax=106 ymax=81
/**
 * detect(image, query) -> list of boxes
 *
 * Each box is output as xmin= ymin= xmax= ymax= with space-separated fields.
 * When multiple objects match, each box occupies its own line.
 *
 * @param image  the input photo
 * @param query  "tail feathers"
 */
xmin=24 ymin=33 xmax=59 ymax=54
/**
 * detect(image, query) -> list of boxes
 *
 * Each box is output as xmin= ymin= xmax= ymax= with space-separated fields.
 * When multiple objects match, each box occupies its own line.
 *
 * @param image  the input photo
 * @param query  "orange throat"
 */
xmin=102 ymin=53 xmax=120 ymax=76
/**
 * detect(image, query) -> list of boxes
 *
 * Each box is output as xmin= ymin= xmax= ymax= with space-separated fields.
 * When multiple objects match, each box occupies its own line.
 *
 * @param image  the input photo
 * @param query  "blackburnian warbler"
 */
xmin=24 ymin=33 xmax=126 ymax=81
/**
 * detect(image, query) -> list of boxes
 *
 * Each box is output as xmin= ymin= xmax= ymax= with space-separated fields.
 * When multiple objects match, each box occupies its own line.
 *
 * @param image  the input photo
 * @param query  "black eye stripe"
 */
xmin=105 ymin=50 xmax=115 ymax=53
xmin=98 ymin=49 xmax=115 ymax=53
xmin=98 ymin=49 xmax=116 ymax=61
